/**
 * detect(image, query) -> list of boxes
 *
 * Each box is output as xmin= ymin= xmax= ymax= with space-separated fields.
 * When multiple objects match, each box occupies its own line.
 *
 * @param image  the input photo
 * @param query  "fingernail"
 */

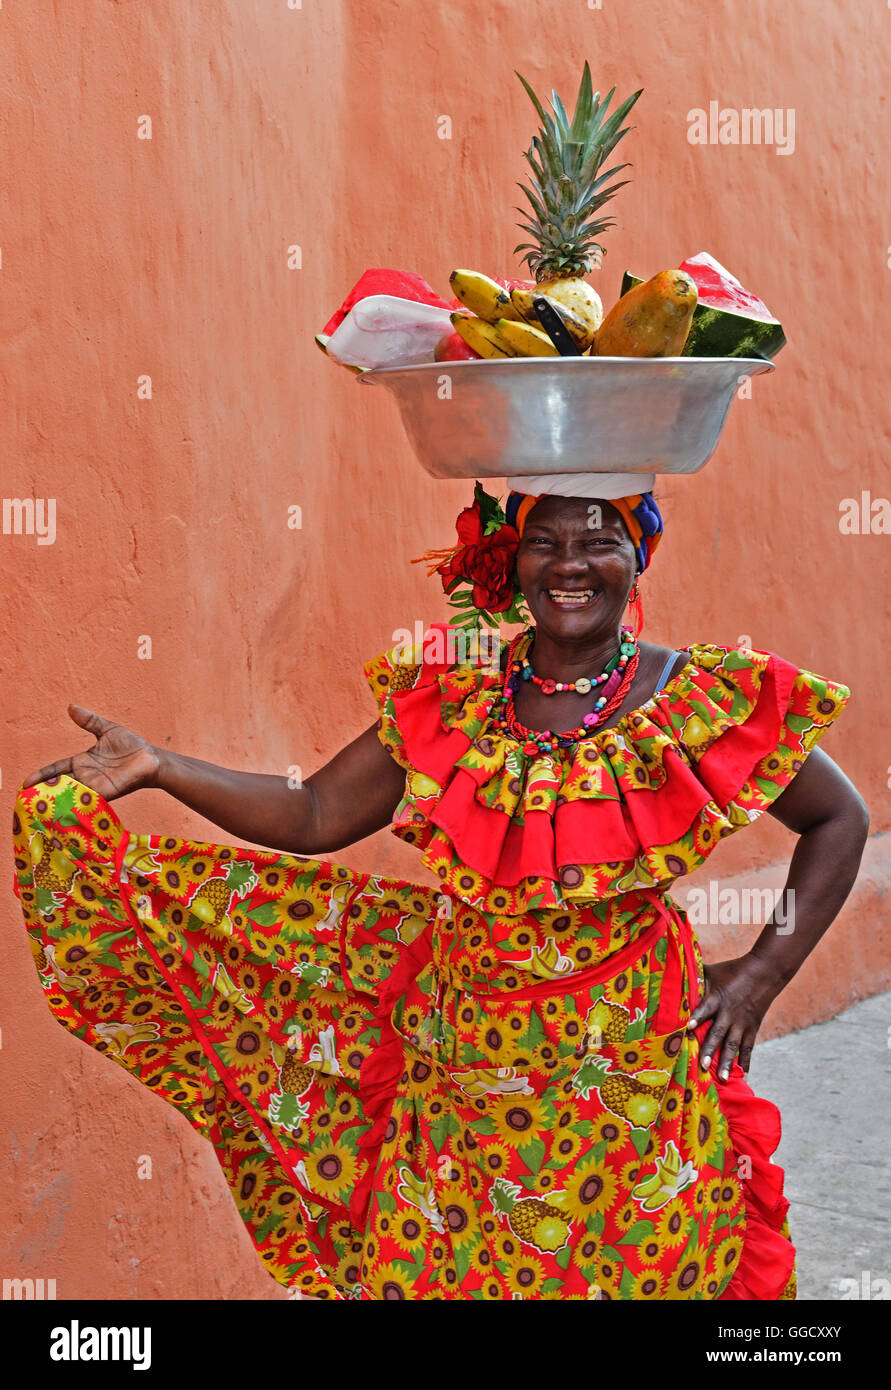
xmin=720 ymin=1068 xmax=729 ymax=1080
xmin=701 ymin=1054 xmax=711 ymax=1069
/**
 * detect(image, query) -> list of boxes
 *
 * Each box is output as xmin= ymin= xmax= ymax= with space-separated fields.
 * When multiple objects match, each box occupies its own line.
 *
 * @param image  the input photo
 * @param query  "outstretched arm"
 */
xmin=155 ymin=723 xmax=406 ymax=854
xmin=23 ymin=705 xmax=406 ymax=854
xmin=687 ymin=747 xmax=869 ymax=1079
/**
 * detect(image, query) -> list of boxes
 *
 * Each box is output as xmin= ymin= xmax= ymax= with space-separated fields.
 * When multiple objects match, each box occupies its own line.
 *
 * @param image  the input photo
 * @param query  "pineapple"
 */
xmin=389 ymin=662 xmax=420 ymax=693
xmin=514 ymin=63 xmax=643 ymax=334
xmin=490 ymin=1177 xmax=571 ymax=1253
xmin=279 ymin=1048 xmax=313 ymax=1096
xmin=600 ymin=1068 xmax=669 ymax=1126
xmin=188 ymin=861 xmax=257 ymax=930
xmin=586 ymin=998 xmax=629 ymax=1048
xmin=32 ymin=832 xmax=73 ymax=893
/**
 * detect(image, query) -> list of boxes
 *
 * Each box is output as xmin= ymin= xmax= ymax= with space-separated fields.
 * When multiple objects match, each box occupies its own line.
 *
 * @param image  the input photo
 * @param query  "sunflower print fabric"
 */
xmin=364 ymin=628 xmax=851 ymax=916
xmin=11 ymin=635 xmax=847 ymax=1299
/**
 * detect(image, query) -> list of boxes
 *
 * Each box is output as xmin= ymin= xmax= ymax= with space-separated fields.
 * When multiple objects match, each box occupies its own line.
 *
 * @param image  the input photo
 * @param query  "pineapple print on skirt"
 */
xmin=12 ymin=773 xmax=796 ymax=1300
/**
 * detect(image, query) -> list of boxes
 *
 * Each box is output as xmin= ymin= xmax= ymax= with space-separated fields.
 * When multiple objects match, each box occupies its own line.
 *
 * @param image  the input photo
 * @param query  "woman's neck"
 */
xmin=526 ymin=624 xmax=625 ymax=681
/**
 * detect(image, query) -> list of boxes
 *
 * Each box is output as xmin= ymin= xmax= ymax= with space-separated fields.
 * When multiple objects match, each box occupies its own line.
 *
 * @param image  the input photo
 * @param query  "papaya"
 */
xmin=592 ymin=269 xmax=698 ymax=358
xmin=621 ymin=252 xmax=786 ymax=360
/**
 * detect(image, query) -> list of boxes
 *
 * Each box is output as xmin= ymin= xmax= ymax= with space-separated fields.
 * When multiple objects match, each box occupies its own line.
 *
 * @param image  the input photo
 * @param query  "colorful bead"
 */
xmin=495 ymin=626 xmax=639 ymax=754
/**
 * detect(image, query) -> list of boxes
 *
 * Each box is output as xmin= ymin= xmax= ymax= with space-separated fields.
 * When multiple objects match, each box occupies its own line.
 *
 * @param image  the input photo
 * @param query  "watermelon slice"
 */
xmin=321 ymin=268 xmax=452 ymax=337
xmin=620 ymin=252 xmax=785 ymax=360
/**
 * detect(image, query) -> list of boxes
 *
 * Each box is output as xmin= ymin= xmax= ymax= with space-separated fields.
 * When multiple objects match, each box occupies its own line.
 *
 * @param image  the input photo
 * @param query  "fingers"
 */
xmin=21 ymin=756 xmax=74 ymax=789
xmin=68 ymin=704 xmax=108 ymax=735
xmin=686 ymin=984 xmax=718 ymax=1033
xmin=716 ymin=1026 xmax=745 ymax=1082
xmin=697 ymin=1012 xmax=751 ymax=1082
xmin=737 ymin=1036 xmax=755 ymax=1075
xmin=21 ymin=706 xmax=114 ymax=792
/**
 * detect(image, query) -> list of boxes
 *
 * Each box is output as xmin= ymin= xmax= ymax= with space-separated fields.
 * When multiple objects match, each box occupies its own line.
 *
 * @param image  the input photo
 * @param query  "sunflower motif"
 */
xmin=715 ymin=1176 xmax=742 ymax=1213
xmin=451 ymin=866 xmax=486 ymax=902
xmin=305 ymin=1136 xmax=359 ymax=1203
xmin=597 ymin=1254 xmax=624 ymax=1298
xmin=330 ymin=1089 xmax=360 ymax=1127
xmin=665 ymin=1241 xmax=708 ymax=1299
xmin=491 ymin=1094 xmax=547 ymax=1148
xmin=477 ymin=1140 xmax=513 ymax=1181
xmin=571 ymin=1233 xmax=601 ymax=1277
xmin=802 ymin=685 xmax=844 ymax=724
xmin=181 ymin=856 xmax=216 ymax=886
xmin=441 ymin=1190 xmax=478 ymax=1249
xmin=70 ymin=784 xmax=100 ymax=816
xmin=754 ymin=744 xmax=799 ymax=786
xmin=497 ymin=1005 xmax=531 ymax=1041
xmin=69 ymin=874 xmax=111 ymax=914
xmin=390 ymin=1212 xmax=426 ymax=1255
xmin=619 ymin=1156 xmax=646 ymax=1191
xmin=682 ymin=1083 xmax=725 ymax=1169
xmin=631 ymin=1268 xmax=666 ymax=1299
xmin=561 ymin=1156 xmax=618 ymax=1220
xmin=505 ymin=1254 xmax=546 ymax=1298
xmin=364 ymin=1260 xmax=413 ymax=1301
xmin=216 ymin=1019 xmax=267 ymax=1072
xmin=612 ymin=1201 xmax=640 ymax=1236
xmin=169 ymin=1039 xmax=208 ymax=1076
xmin=468 ymin=1241 xmax=496 ymax=1279
xmin=642 ymin=844 xmax=697 ymax=885
xmin=593 ymin=1117 xmax=630 ymax=1155
xmin=691 ymin=815 xmax=721 ymax=860
xmin=712 ymin=1232 xmax=745 ymax=1291
xmin=53 ymin=926 xmax=95 ymax=968
xmin=265 ymin=930 xmax=301 ymax=963
xmin=655 ymin=1196 xmax=691 ymax=1249
xmin=550 ymin=1128 xmax=584 ymax=1167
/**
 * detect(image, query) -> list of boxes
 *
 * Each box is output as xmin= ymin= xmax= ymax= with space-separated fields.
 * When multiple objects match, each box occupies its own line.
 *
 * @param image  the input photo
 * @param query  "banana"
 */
xmin=509 ymin=288 xmax=596 ymax=351
xmin=449 ymin=269 xmax=524 ymax=323
xmin=493 ymin=317 xmax=561 ymax=357
xmin=450 ymin=312 xmax=513 ymax=358
xmin=632 ymin=1171 xmax=664 ymax=1199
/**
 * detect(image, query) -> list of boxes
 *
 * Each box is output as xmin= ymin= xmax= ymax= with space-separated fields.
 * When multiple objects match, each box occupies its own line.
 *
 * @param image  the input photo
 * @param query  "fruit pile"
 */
xmin=317 ymin=64 xmax=784 ymax=371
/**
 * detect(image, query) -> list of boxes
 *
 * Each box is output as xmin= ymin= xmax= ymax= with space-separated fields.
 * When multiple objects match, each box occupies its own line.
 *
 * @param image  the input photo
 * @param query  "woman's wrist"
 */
xmin=150 ymin=745 xmax=176 ymax=792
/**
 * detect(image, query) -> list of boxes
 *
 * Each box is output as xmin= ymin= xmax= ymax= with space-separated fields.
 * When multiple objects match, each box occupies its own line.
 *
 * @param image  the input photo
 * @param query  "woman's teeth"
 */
xmin=547 ymin=589 xmax=596 ymax=607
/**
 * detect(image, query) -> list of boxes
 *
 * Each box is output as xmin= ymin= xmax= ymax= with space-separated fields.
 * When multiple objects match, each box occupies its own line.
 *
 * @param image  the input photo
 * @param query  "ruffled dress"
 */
xmin=11 ymin=627 xmax=850 ymax=1300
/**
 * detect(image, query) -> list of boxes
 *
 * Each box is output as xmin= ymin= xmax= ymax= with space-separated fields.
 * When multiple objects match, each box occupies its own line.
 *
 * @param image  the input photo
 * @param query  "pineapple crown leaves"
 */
xmin=513 ymin=62 xmax=643 ymax=276
xmin=490 ymin=1177 xmax=522 ymax=1213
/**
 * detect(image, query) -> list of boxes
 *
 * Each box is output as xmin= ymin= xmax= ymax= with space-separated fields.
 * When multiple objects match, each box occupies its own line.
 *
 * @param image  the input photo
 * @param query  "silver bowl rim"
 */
xmin=357 ymin=355 xmax=777 ymax=383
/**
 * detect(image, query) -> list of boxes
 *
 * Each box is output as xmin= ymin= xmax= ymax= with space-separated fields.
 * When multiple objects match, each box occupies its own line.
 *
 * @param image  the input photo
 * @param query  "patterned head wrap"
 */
xmin=505 ymin=489 xmax=663 ymax=575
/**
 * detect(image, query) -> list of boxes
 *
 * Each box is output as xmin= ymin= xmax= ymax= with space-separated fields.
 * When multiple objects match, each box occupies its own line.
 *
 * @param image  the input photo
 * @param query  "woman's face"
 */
xmin=514 ymin=495 xmax=638 ymax=641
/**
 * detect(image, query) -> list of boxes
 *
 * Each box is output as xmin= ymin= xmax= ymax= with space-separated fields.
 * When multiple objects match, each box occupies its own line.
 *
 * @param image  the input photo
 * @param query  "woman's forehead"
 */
xmin=523 ymin=495 xmax=626 ymax=532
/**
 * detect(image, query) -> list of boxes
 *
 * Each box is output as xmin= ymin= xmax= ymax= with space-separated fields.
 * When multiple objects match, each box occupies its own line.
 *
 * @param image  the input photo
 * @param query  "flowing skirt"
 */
xmin=11 ymin=774 xmax=796 ymax=1301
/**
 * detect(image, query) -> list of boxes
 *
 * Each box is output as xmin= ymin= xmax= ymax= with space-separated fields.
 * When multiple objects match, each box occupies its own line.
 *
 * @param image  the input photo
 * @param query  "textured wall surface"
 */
xmin=1 ymin=0 xmax=888 ymax=1299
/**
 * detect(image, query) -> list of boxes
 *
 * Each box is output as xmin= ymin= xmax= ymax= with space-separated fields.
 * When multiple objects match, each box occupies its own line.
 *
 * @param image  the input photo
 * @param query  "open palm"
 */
xmin=22 ymin=705 xmax=160 ymax=802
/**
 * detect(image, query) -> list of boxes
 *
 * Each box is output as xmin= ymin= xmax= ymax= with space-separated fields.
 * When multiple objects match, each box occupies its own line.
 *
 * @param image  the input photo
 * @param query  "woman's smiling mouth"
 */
xmin=544 ymin=588 xmax=599 ymax=609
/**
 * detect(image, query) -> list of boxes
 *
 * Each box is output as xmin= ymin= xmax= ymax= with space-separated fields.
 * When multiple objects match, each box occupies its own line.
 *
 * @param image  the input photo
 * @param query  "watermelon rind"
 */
xmin=620 ymin=271 xmax=786 ymax=361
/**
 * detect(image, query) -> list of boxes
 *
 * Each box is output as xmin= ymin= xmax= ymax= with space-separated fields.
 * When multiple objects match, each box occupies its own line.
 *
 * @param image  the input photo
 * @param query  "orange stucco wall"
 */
xmin=1 ymin=0 xmax=888 ymax=1299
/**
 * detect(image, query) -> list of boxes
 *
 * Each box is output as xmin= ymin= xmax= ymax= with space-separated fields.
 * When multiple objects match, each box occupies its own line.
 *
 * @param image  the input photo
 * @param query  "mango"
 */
xmin=593 ymin=269 xmax=698 ymax=357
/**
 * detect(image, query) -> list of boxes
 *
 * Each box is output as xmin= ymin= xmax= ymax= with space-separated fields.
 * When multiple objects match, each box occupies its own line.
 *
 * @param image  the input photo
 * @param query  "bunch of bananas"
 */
xmin=631 ymin=1138 xmax=699 ymax=1211
xmin=449 ymin=269 xmax=596 ymax=359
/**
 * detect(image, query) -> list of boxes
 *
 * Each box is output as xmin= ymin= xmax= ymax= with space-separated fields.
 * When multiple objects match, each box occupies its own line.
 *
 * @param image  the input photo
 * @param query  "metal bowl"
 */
xmin=358 ymin=355 xmax=774 ymax=478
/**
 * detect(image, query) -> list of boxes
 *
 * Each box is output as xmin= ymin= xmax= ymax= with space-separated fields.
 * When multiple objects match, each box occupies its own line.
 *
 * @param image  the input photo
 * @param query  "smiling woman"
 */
xmin=12 ymin=470 xmax=867 ymax=1301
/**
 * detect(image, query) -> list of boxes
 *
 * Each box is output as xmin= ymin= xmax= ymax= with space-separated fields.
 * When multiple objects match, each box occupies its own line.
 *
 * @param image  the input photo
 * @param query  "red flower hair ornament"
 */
xmin=413 ymin=483 xmax=531 ymax=628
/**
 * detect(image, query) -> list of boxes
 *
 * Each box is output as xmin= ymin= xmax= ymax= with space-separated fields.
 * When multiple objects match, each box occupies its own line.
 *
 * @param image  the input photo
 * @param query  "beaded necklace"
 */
xmin=489 ymin=626 xmax=640 ymax=754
